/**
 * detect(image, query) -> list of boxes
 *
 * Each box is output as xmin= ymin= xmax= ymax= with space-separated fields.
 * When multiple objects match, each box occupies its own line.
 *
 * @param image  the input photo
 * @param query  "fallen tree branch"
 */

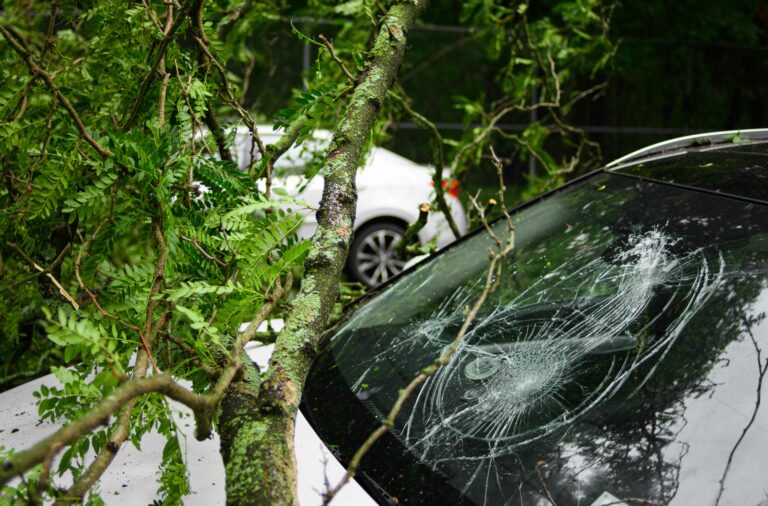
xmin=56 ymin=275 xmax=291 ymax=503
xmin=56 ymin=212 xmax=169 ymax=501
xmin=323 ymin=147 xmax=515 ymax=503
xmin=323 ymin=221 xmax=514 ymax=504
xmin=218 ymin=2 xmax=430 ymax=504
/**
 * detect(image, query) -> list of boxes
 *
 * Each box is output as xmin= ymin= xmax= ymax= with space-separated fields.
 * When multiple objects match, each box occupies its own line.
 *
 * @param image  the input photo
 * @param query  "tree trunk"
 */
xmin=218 ymin=1 xmax=429 ymax=504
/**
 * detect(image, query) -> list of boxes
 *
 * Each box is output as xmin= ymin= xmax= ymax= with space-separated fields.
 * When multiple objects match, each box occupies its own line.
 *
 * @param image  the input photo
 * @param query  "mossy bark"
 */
xmin=218 ymin=1 xmax=429 ymax=504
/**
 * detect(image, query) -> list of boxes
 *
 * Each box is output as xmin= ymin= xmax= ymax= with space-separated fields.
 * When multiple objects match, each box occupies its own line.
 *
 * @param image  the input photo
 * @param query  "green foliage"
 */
xmin=0 ymin=0 xmax=315 ymax=501
xmin=0 ymin=0 xmax=614 ymax=502
xmin=446 ymin=0 xmax=614 ymax=197
xmin=154 ymin=429 xmax=191 ymax=506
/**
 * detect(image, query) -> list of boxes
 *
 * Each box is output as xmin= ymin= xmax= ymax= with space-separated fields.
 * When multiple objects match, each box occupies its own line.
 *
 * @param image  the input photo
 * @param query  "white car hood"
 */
xmin=0 ymin=345 xmax=375 ymax=505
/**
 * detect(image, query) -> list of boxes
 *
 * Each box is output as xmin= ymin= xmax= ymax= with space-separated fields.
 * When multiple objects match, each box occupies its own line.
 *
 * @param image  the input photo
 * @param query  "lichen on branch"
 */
xmin=217 ymin=1 xmax=430 ymax=504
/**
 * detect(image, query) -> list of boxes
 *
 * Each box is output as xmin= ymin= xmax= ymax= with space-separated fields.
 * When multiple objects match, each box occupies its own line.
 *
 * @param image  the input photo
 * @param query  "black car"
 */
xmin=302 ymin=130 xmax=768 ymax=506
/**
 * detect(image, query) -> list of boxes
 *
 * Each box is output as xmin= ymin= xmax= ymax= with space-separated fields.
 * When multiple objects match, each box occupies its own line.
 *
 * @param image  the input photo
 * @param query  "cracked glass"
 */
xmin=303 ymin=172 xmax=768 ymax=506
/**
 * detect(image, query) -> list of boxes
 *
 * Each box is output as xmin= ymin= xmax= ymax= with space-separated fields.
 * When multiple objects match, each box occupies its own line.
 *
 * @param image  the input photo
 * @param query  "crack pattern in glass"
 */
xmin=382 ymin=230 xmax=726 ymax=479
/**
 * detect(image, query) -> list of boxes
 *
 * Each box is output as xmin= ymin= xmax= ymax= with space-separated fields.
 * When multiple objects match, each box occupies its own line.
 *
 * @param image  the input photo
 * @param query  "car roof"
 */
xmin=605 ymin=129 xmax=768 ymax=205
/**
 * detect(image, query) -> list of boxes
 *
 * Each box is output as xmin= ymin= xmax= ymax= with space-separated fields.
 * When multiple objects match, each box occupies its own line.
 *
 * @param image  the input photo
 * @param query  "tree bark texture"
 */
xmin=217 ymin=1 xmax=429 ymax=504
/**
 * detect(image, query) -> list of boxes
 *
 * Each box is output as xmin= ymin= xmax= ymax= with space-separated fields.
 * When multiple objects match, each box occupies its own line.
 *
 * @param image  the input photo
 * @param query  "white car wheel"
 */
xmin=347 ymin=222 xmax=409 ymax=287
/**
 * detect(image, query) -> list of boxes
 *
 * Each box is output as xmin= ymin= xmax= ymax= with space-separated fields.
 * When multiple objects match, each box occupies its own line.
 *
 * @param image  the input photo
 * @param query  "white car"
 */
xmin=231 ymin=127 xmax=468 ymax=287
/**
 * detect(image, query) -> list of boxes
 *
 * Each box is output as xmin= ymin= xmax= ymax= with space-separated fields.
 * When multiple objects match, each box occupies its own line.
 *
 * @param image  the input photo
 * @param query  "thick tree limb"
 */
xmin=217 ymin=2 xmax=429 ymax=504
xmin=319 ymin=36 xmax=463 ymax=242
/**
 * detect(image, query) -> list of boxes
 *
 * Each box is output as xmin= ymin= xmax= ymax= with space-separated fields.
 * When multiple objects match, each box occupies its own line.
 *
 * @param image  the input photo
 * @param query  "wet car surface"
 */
xmin=302 ymin=131 xmax=768 ymax=505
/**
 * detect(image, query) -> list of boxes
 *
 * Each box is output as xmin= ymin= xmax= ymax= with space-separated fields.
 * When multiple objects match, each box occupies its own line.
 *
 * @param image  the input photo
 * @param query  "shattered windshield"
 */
xmin=303 ymin=172 xmax=768 ymax=506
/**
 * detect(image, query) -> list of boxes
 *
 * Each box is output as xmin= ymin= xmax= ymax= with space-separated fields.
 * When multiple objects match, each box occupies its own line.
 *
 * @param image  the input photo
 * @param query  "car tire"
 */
xmin=347 ymin=221 xmax=410 ymax=288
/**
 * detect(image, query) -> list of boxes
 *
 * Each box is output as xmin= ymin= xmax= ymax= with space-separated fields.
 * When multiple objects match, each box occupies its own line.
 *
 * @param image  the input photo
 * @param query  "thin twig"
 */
xmin=396 ymin=202 xmax=429 ymax=256
xmin=192 ymin=33 xmax=265 ymax=167
xmin=1 ymin=241 xmax=70 ymax=293
xmin=74 ymin=219 xmax=142 ymax=333
xmin=318 ymin=34 xmax=356 ymax=82
xmin=535 ymin=460 xmax=556 ymax=505
xmin=141 ymin=0 xmax=164 ymax=32
xmin=489 ymin=146 xmax=514 ymax=232
xmin=40 ymin=0 xmax=58 ymax=62
xmin=388 ymin=88 xmax=461 ymax=239
xmin=0 ymin=25 xmax=113 ymax=158
xmin=179 ymin=233 xmax=228 ymax=266
xmin=8 ymin=242 xmax=79 ymax=310
xmin=157 ymin=2 xmax=174 ymax=128
xmin=140 ymin=216 xmax=169 ymax=373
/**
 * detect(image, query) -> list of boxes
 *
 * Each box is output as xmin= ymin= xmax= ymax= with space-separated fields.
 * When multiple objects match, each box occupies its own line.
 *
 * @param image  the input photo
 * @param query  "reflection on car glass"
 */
xmin=614 ymin=142 xmax=768 ymax=203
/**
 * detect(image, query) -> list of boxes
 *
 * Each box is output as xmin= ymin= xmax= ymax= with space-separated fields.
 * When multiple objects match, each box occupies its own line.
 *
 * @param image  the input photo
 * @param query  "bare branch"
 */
xmin=318 ymin=34 xmax=356 ymax=82
xmin=324 ymin=221 xmax=514 ymax=504
xmin=388 ymin=88 xmax=461 ymax=239
xmin=396 ymin=202 xmax=429 ymax=257
xmin=324 ymin=145 xmax=516 ymax=502
xmin=535 ymin=460 xmax=557 ymax=505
